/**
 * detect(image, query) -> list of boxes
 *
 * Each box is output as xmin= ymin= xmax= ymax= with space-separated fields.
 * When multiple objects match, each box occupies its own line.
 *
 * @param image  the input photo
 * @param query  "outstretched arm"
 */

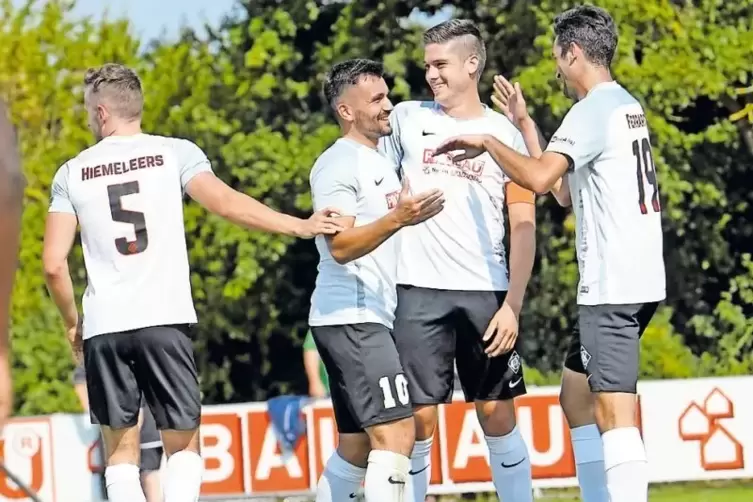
xmin=185 ymin=172 xmax=341 ymax=238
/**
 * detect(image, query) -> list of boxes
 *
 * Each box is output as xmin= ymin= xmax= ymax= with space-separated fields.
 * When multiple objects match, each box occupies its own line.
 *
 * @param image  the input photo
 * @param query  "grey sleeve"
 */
xmin=310 ymin=156 xmax=359 ymax=217
xmin=174 ymin=139 xmax=214 ymax=188
xmin=48 ymin=163 xmax=76 ymax=214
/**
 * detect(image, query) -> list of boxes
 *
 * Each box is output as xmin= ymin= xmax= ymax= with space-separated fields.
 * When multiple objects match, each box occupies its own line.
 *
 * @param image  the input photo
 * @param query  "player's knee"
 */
xmin=594 ymin=392 xmax=638 ymax=431
xmin=367 ymin=416 xmax=415 ymax=457
xmin=559 ymin=369 xmax=595 ymax=427
xmin=101 ymin=425 xmax=141 ymax=465
xmin=161 ymin=427 xmax=200 ymax=456
xmin=474 ymin=399 xmax=516 ymax=436
xmin=336 ymin=433 xmax=371 ymax=468
xmin=413 ymin=404 xmax=438 ymax=440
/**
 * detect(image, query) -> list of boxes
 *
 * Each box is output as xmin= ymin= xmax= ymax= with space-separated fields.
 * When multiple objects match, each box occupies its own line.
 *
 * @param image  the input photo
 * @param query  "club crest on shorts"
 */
xmin=508 ymin=350 xmax=521 ymax=374
xmin=580 ymin=345 xmax=592 ymax=369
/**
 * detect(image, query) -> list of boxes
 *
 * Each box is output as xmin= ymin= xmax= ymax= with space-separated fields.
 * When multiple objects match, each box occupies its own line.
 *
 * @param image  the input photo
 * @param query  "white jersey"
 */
xmin=309 ymin=138 xmax=402 ymax=329
xmin=48 ymin=134 xmax=212 ymax=339
xmin=379 ymin=101 xmax=529 ymax=291
xmin=545 ymin=81 xmax=666 ymax=305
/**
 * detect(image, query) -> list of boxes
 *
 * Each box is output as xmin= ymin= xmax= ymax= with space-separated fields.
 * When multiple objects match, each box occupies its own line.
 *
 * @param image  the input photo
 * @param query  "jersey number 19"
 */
xmin=107 ymin=181 xmax=149 ymax=255
xmin=632 ymin=138 xmax=661 ymax=214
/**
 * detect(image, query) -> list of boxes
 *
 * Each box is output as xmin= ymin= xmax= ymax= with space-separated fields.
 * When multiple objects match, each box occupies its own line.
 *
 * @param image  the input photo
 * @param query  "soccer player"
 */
xmin=0 ymin=100 xmax=24 ymax=433
xmin=492 ymin=73 xmax=608 ymax=502
xmin=42 ymin=63 xmax=343 ymax=502
xmin=379 ymin=19 xmax=537 ymax=502
xmin=73 ymin=364 xmax=164 ymax=502
xmin=433 ymin=7 xmax=666 ymax=502
xmin=309 ymin=59 xmax=444 ymax=502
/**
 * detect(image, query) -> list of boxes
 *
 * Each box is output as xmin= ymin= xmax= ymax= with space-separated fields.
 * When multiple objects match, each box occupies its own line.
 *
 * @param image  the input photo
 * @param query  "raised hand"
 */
xmin=393 ymin=177 xmax=445 ymax=226
xmin=491 ymin=75 xmax=529 ymax=127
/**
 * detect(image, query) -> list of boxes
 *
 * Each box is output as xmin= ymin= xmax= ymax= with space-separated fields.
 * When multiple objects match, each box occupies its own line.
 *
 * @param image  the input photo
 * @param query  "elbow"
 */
xmin=530 ymin=178 xmax=552 ymax=195
xmin=43 ymin=260 xmax=66 ymax=281
xmin=331 ymin=248 xmax=353 ymax=265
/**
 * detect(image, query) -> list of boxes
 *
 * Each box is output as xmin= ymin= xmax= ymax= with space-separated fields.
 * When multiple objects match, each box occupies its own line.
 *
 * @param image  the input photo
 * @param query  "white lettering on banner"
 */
xmin=255 ymin=424 xmax=303 ymax=480
xmin=201 ymin=424 xmax=236 ymax=483
xmin=517 ymin=405 xmax=566 ymax=466
xmin=318 ymin=417 xmax=336 ymax=467
xmin=453 ymin=410 xmax=489 ymax=469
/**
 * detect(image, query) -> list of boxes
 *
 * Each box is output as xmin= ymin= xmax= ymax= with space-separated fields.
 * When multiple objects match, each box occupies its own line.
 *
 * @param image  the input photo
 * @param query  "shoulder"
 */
xmin=391 ymin=100 xmax=437 ymax=122
xmin=485 ymin=108 xmax=523 ymax=141
xmin=310 ymin=140 xmax=358 ymax=183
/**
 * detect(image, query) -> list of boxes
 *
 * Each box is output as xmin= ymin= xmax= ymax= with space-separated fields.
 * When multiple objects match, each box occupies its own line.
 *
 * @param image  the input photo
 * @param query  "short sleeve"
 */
xmin=303 ymin=330 xmax=316 ymax=351
xmin=48 ymin=163 xmax=76 ymax=214
xmin=310 ymin=155 xmax=359 ymax=217
xmin=378 ymin=106 xmax=405 ymax=173
xmin=174 ymin=139 xmax=213 ymax=188
xmin=546 ymin=102 xmax=605 ymax=171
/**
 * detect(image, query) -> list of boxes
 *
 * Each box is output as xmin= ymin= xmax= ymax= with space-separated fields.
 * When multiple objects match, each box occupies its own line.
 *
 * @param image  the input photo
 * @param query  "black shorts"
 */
xmin=563 ymin=302 xmax=660 ymax=393
xmin=140 ymin=446 xmax=163 ymax=472
xmin=84 ymin=324 xmax=201 ymax=431
xmin=311 ymin=323 xmax=413 ymax=434
xmin=393 ymin=285 xmax=527 ymax=405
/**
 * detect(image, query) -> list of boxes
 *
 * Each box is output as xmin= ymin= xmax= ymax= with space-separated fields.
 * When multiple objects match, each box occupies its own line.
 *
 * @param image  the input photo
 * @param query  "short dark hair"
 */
xmin=554 ymin=5 xmax=618 ymax=67
xmin=323 ymin=59 xmax=384 ymax=111
xmin=423 ymin=19 xmax=487 ymax=78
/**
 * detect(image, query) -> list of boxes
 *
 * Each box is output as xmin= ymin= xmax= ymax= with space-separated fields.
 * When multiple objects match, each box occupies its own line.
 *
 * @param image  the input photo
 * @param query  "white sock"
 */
xmin=316 ymin=452 xmax=366 ymax=501
xmin=164 ymin=450 xmax=204 ymax=502
xmin=602 ymin=427 xmax=648 ymax=502
xmin=363 ymin=449 xmax=411 ymax=502
xmin=571 ymin=425 xmax=608 ymax=502
xmin=485 ymin=426 xmax=533 ymax=502
xmin=105 ymin=463 xmax=146 ymax=502
xmin=406 ymin=438 xmax=432 ymax=502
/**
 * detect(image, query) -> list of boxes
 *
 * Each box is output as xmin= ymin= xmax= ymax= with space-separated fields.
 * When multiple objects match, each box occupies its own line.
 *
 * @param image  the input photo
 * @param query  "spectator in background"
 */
xmin=73 ymin=364 xmax=164 ymax=502
xmin=303 ymin=329 xmax=330 ymax=398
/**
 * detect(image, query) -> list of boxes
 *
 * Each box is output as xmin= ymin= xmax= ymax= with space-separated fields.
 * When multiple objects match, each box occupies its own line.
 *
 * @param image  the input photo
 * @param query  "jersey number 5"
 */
xmin=632 ymin=138 xmax=661 ymax=214
xmin=108 ymin=181 xmax=149 ymax=255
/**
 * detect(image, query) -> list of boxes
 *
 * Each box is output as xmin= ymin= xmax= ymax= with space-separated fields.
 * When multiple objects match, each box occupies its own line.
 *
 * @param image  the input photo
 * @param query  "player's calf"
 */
xmin=475 ymin=398 xmax=533 ymax=502
xmin=317 ymin=432 xmax=369 ymax=502
xmin=363 ymin=417 xmax=415 ymax=502
xmin=161 ymin=428 xmax=203 ymax=502
xmin=559 ymin=367 xmax=607 ymax=502
xmin=101 ymin=425 xmax=147 ymax=502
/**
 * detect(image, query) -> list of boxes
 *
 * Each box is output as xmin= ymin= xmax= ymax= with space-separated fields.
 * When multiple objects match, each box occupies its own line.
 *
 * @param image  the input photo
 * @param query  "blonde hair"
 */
xmin=84 ymin=63 xmax=144 ymax=120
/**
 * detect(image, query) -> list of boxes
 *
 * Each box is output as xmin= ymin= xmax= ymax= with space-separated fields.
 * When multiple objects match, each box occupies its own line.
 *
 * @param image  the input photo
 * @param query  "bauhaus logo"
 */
xmin=678 ymin=387 xmax=744 ymax=471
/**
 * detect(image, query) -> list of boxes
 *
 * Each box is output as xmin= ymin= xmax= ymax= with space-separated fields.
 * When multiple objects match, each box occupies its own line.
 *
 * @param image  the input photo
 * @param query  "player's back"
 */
xmin=55 ymin=134 xmax=199 ymax=338
xmin=566 ymin=82 xmax=666 ymax=304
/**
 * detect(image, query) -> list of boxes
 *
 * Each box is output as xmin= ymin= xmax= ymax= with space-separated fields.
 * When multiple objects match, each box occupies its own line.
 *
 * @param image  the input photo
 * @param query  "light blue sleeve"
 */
xmin=310 ymin=152 xmax=359 ymax=217
xmin=378 ymin=104 xmax=405 ymax=173
xmin=174 ymin=139 xmax=213 ymax=188
xmin=48 ymin=163 xmax=76 ymax=214
xmin=545 ymin=100 xmax=606 ymax=171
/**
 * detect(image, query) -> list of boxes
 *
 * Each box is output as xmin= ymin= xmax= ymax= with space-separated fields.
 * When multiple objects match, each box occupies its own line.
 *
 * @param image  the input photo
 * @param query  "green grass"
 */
xmin=434 ymin=480 xmax=753 ymax=501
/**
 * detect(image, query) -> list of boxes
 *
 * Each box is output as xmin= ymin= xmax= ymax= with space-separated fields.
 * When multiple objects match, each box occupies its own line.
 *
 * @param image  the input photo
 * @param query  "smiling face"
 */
xmin=424 ymin=39 xmax=480 ymax=107
xmin=336 ymin=75 xmax=394 ymax=140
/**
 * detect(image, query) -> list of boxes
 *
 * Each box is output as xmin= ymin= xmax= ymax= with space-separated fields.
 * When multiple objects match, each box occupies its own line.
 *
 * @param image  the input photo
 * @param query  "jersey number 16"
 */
xmin=632 ymin=138 xmax=661 ymax=214
xmin=107 ymin=181 xmax=149 ymax=255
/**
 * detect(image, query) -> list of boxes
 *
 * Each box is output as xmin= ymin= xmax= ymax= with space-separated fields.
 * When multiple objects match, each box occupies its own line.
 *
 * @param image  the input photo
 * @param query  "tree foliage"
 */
xmin=5 ymin=0 xmax=752 ymax=414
